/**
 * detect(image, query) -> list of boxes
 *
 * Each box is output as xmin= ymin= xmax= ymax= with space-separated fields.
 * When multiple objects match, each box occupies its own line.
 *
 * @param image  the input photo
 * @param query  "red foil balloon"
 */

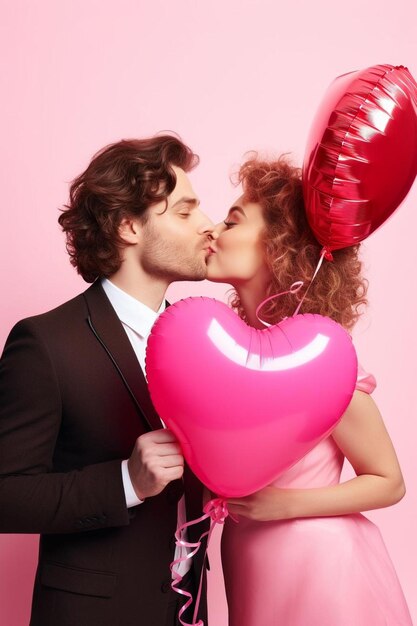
xmin=303 ymin=64 xmax=417 ymax=253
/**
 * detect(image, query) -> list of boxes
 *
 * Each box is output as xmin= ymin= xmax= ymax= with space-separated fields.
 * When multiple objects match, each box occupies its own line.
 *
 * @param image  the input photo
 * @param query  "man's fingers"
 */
xmin=155 ymin=443 xmax=183 ymax=457
xmin=148 ymin=428 xmax=179 ymax=443
xmin=163 ymin=465 xmax=184 ymax=481
xmin=139 ymin=443 xmax=183 ymax=463
xmin=137 ymin=430 xmax=180 ymax=450
xmin=161 ymin=454 xmax=184 ymax=469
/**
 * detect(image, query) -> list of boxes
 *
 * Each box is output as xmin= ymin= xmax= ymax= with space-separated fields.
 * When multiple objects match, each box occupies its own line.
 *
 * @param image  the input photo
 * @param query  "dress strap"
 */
xmin=356 ymin=364 xmax=377 ymax=394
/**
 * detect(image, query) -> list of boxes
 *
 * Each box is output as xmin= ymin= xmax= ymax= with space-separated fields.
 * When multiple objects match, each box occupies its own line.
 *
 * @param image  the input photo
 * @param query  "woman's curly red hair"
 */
xmin=230 ymin=154 xmax=368 ymax=331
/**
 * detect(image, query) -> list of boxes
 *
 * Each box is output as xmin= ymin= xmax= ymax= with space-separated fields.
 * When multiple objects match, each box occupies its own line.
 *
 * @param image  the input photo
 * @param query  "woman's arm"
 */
xmin=226 ymin=390 xmax=406 ymax=522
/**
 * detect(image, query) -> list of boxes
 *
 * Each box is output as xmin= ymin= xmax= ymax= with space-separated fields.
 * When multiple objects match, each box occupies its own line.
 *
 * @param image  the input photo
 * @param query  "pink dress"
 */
xmin=221 ymin=367 xmax=413 ymax=625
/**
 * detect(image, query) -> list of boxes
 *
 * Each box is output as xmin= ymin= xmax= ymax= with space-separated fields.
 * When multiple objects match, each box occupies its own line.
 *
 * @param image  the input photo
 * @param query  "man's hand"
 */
xmin=127 ymin=429 xmax=184 ymax=500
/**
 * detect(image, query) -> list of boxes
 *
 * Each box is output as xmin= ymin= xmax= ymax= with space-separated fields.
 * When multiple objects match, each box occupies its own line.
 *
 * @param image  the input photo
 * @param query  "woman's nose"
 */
xmin=213 ymin=222 xmax=225 ymax=236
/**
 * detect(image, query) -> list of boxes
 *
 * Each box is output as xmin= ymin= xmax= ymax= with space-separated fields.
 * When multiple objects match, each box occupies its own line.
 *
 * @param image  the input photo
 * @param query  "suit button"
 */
xmin=75 ymin=520 xmax=84 ymax=529
xmin=161 ymin=580 xmax=172 ymax=593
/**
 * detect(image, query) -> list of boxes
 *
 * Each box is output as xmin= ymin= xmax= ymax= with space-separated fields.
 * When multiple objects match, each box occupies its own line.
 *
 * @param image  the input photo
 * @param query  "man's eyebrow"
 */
xmin=171 ymin=197 xmax=200 ymax=209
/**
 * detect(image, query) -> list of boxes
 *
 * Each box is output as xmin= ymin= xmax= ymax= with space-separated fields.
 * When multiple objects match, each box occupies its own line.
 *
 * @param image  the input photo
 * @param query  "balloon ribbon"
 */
xmin=256 ymin=247 xmax=330 ymax=325
xmin=170 ymin=498 xmax=232 ymax=626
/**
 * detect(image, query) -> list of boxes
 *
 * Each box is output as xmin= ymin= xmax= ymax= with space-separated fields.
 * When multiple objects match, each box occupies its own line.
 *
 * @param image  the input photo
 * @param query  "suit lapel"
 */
xmin=83 ymin=280 xmax=163 ymax=432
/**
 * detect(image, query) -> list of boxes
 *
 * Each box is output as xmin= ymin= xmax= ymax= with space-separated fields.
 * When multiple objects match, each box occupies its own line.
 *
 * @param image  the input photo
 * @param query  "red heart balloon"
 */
xmin=146 ymin=298 xmax=358 ymax=497
xmin=303 ymin=64 xmax=417 ymax=253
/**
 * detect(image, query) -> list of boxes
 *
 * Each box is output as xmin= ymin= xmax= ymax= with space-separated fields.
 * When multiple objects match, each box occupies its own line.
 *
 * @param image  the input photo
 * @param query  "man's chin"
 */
xmin=187 ymin=261 xmax=210 ymax=282
xmin=173 ymin=267 xmax=208 ymax=282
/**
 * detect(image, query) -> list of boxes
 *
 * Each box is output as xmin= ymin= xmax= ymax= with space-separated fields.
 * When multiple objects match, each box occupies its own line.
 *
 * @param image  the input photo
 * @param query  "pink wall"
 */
xmin=1 ymin=1 xmax=416 ymax=624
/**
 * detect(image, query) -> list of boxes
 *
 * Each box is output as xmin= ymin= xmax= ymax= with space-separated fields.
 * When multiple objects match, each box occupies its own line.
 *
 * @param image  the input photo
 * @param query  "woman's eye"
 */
xmin=223 ymin=220 xmax=236 ymax=228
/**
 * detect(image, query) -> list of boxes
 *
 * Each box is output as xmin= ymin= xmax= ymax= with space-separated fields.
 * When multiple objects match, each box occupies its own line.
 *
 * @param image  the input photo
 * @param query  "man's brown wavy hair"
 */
xmin=58 ymin=135 xmax=199 ymax=282
xmin=230 ymin=154 xmax=368 ymax=331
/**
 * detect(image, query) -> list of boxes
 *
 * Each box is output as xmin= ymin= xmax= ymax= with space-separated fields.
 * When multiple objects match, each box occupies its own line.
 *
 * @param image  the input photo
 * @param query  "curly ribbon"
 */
xmin=256 ymin=246 xmax=332 ymax=325
xmin=255 ymin=281 xmax=304 ymax=327
xmin=170 ymin=498 xmax=231 ymax=626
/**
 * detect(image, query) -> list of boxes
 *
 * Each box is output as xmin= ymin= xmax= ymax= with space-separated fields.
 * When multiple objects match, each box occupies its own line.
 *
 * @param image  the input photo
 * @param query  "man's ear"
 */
xmin=118 ymin=217 xmax=142 ymax=245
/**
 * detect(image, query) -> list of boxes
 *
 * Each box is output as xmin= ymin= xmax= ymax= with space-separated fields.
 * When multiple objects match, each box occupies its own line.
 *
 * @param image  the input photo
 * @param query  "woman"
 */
xmin=206 ymin=154 xmax=413 ymax=625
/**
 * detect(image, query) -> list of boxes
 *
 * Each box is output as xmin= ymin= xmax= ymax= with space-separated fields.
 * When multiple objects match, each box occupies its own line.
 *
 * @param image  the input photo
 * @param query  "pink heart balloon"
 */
xmin=146 ymin=298 xmax=358 ymax=498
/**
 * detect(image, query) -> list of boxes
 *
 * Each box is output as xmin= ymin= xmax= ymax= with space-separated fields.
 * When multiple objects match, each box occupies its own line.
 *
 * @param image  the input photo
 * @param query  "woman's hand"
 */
xmin=227 ymin=390 xmax=406 ymax=523
xmin=227 ymin=486 xmax=293 ymax=522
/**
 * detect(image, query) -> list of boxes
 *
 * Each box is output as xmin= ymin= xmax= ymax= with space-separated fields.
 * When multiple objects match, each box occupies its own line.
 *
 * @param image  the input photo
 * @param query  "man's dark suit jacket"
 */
xmin=0 ymin=280 xmax=208 ymax=626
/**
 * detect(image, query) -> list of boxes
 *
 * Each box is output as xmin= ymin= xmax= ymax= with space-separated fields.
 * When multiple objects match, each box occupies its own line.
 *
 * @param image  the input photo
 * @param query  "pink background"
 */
xmin=1 ymin=1 xmax=416 ymax=624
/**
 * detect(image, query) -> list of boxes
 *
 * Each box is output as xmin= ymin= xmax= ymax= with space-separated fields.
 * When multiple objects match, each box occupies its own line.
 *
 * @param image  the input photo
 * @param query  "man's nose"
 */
xmin=199 ymin=213 xmax=218 ymax=237
xmin=206 ymin=222 xmax=223 ymax=239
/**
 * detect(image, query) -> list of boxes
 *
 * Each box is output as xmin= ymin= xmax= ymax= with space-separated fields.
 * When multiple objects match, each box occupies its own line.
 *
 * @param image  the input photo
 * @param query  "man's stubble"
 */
xmin=140 ymin=222 xmax=208 ymax=283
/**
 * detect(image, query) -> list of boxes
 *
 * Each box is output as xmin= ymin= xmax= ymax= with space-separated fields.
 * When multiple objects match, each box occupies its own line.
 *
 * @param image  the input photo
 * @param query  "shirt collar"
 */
xmin=101 ymin=278 xmax=166 ymax=339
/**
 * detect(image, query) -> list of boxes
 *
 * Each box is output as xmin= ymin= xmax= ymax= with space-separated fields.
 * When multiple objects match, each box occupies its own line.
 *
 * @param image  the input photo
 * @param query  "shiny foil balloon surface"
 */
xmin=146 ymin=297 xmax=358 ymax=498
xmin=303 ymin=64 xmax=417 ymax=252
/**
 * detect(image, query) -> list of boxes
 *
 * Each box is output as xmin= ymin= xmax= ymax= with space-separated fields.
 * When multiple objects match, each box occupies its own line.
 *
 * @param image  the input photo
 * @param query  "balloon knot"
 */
xmin=203 ymin=498 xmax=229 ymax=524
xmin=321 ymin=247 xmax=334 ymax=262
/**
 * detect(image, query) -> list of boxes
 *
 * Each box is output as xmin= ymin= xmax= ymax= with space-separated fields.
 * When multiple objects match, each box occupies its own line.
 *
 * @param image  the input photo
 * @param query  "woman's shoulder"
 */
xmin=355 ymin=363 xmax=377 ymax=394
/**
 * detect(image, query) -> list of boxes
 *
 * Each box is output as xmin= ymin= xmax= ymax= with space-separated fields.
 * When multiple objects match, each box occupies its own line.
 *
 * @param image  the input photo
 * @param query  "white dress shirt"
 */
xmin=101 ymin=278 xmax=190 ymax=576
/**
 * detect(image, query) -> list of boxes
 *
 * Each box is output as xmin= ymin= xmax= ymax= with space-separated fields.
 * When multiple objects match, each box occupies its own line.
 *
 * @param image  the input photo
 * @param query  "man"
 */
xmin=0 ymin=135 xmax=217 ymax=626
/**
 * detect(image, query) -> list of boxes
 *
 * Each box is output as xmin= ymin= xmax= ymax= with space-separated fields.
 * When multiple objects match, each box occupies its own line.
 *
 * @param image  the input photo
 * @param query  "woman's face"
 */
xmin=206 ymin=195 xmax=269 ymax=286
